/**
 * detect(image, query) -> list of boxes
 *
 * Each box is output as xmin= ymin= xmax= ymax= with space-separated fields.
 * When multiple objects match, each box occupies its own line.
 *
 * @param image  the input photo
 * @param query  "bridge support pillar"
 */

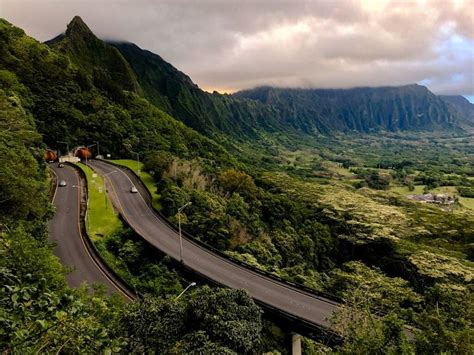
xmin=292 ymin=333 xmax=302 ymax=355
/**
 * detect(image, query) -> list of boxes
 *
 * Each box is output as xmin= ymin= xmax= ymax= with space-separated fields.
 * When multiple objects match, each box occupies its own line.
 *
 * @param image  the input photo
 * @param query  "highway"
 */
xmin=48 ymin=163 xmax=133 ymax=300
xmin=89 ymin=159 xmax=339 ymax=330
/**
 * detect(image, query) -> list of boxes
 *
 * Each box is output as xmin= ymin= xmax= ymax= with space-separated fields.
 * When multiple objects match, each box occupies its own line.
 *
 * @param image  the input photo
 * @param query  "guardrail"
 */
xmin=100 ymin=159 xmax=342 ymax=304
xmin=66 ymin=162 xmax=136 ymax=301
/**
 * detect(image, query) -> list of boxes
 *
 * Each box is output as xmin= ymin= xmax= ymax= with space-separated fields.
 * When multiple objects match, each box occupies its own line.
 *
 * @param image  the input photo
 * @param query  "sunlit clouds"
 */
xmin=2 ymin=0 xmax=473 ymax=97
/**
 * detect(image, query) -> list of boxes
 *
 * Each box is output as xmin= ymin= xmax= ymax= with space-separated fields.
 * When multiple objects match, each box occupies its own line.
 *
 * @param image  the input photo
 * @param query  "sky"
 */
xmin=1 ymin=0 xmax=473 ymax=100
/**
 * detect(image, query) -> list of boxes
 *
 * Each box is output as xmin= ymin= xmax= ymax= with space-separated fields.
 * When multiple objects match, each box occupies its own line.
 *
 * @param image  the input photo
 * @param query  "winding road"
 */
xmin=48 ymin=163 xmax=133 ymax=300
xmin=89 ymin=159 xmax=339 ymax=331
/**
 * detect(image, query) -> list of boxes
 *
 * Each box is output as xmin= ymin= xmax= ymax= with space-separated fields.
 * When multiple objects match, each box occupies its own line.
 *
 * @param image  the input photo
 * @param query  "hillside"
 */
xmin=235 ymin=85 xmax=462 ymax=133
xmin=440 ymin=95 xmax=474 ymax=124
xmin=108 ymin=41 xmax=283 ymax=138
xmin=46 ymin=16 xmax=142 ymax=97
xmin=0 ymin=17 xmax=230 ymax=163
xmin=110 ymin=42 xmax=467 ymax=139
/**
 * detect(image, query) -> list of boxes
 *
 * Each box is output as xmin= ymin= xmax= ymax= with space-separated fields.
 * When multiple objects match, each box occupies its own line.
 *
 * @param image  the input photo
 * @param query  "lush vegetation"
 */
xmin=0 ymin=19 xmax=265 ymax=354
xmin=235 ymin=85 xmax=464 ymax=133
xmin=1 ymin=15 xmax=473 ymax=353
xmin=77 ymin=162 xmax=121 ymax=239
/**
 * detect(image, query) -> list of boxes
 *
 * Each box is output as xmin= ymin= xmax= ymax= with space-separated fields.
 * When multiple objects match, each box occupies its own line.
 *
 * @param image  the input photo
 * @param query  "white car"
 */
xmin=59 ymin=180 xmax=67 ymax=187
xmin=130 ymin=186 xmax=138 ymax=193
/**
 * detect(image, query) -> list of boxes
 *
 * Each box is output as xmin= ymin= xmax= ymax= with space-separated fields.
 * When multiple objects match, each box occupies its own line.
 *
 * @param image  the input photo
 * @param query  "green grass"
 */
xmin=389 ymin=185 xmax=425 ymax=195
xmin=76 ymin=163 xmax=122 ymax=240
xmin=111 ymin=159 xmax=161 ymax=209
xmin=389 ymin=184 xmax=474 ymax=211
xmin=431 ymin=186 xmax=457 ymax=194
xmin=459 ymin=197 xmax=474 ymax=210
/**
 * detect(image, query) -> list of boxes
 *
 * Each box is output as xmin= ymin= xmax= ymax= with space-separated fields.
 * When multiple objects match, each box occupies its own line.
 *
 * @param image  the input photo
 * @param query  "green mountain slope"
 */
xmin=234 ymin=85 xmax=461 ymax=133
xmin=0 ymin=17 xmax=230 ymax=163
xmin=108 ymin=41 xmax=283 ymax=138
xmin=39 ymin=18 xmax=467 ymax=144
xmin=440 ymin=95 xmax=474 ymax=124
xmin=46 ymin=16 xmax=142 ymax=98
xmin=109 ymin=42 xmax=465 ymax=137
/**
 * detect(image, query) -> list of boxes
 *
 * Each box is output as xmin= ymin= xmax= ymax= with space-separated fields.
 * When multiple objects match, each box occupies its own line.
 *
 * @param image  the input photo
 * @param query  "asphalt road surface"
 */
xmin=89 ymin=159 xmax=339 ymax=330
xmin=48 ymin=163 xmax=129 ymax=297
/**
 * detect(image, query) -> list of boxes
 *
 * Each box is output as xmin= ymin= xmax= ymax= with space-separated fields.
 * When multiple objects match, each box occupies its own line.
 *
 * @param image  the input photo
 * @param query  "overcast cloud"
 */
xmin=1 ymin=0 xmax=473 ymax=98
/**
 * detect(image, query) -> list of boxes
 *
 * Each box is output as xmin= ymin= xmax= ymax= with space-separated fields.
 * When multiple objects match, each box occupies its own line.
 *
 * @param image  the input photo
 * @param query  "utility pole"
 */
xmin=177 ymin=202 xmax=192 ymax=263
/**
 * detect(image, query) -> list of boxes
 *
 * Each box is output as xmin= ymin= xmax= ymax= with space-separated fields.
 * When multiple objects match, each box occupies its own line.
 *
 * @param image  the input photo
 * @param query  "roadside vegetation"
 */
xmin=76 ymin=162 xmax=121 ymax=240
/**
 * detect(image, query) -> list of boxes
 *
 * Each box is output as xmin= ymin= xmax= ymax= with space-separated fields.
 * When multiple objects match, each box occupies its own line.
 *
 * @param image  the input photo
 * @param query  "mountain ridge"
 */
xmin=234 ymin=85 xmax=462 ymax=133
xmin=440 ymin=95 xmax=474 ymax=124
xmin=47 ymin=16 xmax=143 ymax=97
xmin=45 ymin=17 xmax=470 ymax=139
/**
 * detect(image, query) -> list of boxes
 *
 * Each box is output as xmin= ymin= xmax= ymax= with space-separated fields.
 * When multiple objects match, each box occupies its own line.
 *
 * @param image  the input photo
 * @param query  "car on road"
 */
xmin=58 ymin=163 xmax=64 ymax=168
xmin=130 ymin=186 xmax=138 ymax=193
xmin=59 ymin=180 xmax=67 ymax=187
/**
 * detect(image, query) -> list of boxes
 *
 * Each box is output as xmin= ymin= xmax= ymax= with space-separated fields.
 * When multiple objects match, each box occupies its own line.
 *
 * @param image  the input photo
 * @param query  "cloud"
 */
xmin=2 ymin=0 xmax=473 ymax=96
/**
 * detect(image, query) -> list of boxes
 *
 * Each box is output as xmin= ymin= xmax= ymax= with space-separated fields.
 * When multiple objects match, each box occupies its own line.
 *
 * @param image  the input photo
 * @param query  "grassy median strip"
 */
xmin=111 ymin=159 xmax=161 ymax=209
xmin=76 ymin=162 xmax=122 ymax=240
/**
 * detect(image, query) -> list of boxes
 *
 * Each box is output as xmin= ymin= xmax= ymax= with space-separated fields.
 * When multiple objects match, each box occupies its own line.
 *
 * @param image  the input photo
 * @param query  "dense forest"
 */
xmin=1 ymin=16 xmax=473 ymax=353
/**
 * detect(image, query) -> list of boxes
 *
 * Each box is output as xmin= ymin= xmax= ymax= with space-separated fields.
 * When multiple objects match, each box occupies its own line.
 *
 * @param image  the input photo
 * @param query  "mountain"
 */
xmin=107 ymin=41 xmax=282 ymax=138
xmin=44 ymin=17 xmax=467 ymax=142
xmin=440 ymin=95 xmax=474 ymax=124
xmin=46 ymin=16 xmax=142 ymax=97
xmin=234 ymin=85 xmax=461 ymax=133
xmin=108 ymin=42 xmax=464 ymax=136
xmin=0 ymin=17 xmax=229 ymax=162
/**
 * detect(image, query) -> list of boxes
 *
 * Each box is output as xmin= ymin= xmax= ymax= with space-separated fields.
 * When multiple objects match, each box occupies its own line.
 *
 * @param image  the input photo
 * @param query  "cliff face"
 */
xmin=235 ymin=85 xmax=461 ymax=134
xmin=109 ymin=41 xmax=283 ymax=138
xmin=440 ymin=95 xmax=474 ymax=124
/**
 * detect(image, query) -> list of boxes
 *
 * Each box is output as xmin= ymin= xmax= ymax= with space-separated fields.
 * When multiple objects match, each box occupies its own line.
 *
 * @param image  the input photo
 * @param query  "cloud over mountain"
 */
xmin=3 ymin=0 xmax=473 ymax=96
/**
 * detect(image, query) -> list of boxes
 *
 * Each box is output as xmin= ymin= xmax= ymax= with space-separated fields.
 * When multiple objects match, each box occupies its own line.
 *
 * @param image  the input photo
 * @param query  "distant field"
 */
xmin=432 ymin=186 xmax=458 ymax=194
xmin=389 ymin=185 xmax=425 ymax=195
xmin=324 ymin=162 xmax=355 ymax=177
xmin=111 ymin=159 xmax=161 ymax=209
xmin=459 ymin=197 xmax=474 ymax=210
xmin=389 ymin=184 xmax=474 ymax=211
xmin=76 ymin=163 xmax=121 ymax=240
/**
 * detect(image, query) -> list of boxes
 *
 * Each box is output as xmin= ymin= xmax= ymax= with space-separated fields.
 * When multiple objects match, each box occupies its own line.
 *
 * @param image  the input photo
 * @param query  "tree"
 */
xmin=415 ymin=285 xmax=473 ymax=353
xmin=121 ymin=286 xmax=262 ymax=353
xmin=330 ymin=287 xmax=414 ymax=354
xmin=143 ymin=150 xmax=173 ymax=180
xmin=218 ymin=169 xmax=257 ymax=198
